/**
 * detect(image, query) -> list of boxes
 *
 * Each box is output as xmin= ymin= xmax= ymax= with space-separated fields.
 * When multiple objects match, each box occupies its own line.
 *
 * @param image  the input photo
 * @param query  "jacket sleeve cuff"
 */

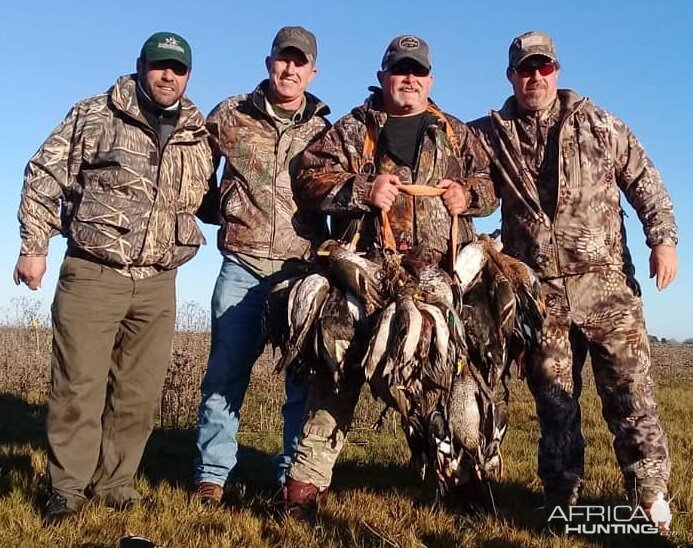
xmin=351 ymin=175 xmax=374 ymax=209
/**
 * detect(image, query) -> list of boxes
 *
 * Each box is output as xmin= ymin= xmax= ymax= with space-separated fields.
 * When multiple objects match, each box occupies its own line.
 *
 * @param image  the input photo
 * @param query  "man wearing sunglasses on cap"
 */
xmin=281 ymin=34 xmax=496 ymax=523
xmin=469 ymin=31 xmax=678 ymax=515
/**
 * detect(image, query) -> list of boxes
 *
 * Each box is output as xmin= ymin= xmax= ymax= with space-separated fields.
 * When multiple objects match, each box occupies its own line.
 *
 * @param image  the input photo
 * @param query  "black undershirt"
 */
xmin=379 ymin=112 xmax=428 ymax=168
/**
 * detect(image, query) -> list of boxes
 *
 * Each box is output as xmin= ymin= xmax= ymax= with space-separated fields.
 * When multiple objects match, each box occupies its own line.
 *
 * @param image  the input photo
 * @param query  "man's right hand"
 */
xmin=369 ymin=174 xmax=401 ymax=212
xmin=13 ymin=256 xmax=47 ymax=290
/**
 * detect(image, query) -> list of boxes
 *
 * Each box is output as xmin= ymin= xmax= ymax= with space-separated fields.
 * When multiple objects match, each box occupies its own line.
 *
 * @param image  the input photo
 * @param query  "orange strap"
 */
xmin=360 ymin=108 xmax=460 ymax=273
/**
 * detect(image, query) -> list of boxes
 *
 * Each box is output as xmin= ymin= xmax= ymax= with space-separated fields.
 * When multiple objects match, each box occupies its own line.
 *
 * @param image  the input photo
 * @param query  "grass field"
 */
xmin=0 ymin=326 xmax=691 ymax=547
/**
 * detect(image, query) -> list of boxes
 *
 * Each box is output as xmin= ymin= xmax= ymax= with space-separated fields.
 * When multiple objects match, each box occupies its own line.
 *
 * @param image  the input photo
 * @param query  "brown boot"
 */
xmin=193 ymin=482 xmax=224 ymax=507
xmin=282 ymin=479 xmax=319 ymax=524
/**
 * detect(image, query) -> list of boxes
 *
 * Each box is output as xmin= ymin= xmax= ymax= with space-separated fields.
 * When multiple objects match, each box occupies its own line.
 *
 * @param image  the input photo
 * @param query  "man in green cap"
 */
xmin=13 ymin=31 xmax=213 ymax=523
xmin=192 ymin=25 xmax=330 ymax=506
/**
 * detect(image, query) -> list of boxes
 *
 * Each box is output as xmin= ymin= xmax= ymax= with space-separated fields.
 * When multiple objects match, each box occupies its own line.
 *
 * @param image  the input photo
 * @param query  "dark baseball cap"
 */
xmin=381 ymin=35 xmax=432 ymax=72
xmin=508 ymin=31 xmax=558 ymax=69
xmin=270 ymin=26 xmax=318 ymax=64
xmin=140 ymin=32 xmax=192 ymax=70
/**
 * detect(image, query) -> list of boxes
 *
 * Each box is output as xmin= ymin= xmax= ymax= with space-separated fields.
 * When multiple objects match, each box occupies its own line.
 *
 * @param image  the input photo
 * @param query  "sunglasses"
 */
xmin=514 ymin=62 xmax=556 ymax=79
xmin=388 ymin=63 xmax=430 ymax=77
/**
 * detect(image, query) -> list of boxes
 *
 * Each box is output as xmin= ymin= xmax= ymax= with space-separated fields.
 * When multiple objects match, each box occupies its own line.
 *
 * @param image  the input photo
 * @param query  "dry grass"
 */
xmin=0 ymin=327 xmax=691 ymax=547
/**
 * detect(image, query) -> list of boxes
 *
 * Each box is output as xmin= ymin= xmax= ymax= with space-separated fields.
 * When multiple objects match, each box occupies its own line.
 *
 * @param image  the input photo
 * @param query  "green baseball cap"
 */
xmin=140 ymin=31 xmax=192 ymax=70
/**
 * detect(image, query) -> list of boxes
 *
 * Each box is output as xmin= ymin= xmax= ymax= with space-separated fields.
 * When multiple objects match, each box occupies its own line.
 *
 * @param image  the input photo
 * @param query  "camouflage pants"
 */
xmin=526 ymin=270 xmax=670 ymax=502
xmin=286 ymin=366 xmax=365 ymax=490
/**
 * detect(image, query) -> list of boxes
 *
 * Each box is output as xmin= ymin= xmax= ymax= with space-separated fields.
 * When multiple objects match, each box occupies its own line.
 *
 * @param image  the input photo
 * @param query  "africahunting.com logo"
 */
xmin=548 ymin=492 xmax=673 ymax=536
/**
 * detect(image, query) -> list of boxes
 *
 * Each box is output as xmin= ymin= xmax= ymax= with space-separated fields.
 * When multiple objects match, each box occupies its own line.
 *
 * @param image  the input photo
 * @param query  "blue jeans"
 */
xmin=194 ymin=257 xmax=308 ymax=486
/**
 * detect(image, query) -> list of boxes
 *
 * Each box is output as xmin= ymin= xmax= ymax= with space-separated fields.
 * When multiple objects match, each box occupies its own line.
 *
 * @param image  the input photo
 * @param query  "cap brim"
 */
xmin=271 ymin=43 xmax=315 ymax=63
xmin=144 ymin=51 xmax=191 ymax=69
xmin=383 ymin=54 xmax=431 ymax=71
xmin=512 ymin=52 xmax=556 ymax=69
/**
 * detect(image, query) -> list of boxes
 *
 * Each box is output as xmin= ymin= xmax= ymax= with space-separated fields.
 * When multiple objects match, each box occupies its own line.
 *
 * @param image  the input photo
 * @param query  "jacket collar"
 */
xmin=249 ymin=79 xmax=330 ymax=123
xmin=109 ymin=74 xmax=207 ymax=134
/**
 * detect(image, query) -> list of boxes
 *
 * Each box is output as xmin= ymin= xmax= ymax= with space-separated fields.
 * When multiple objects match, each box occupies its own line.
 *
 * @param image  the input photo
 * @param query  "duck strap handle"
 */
xmin=378 ymin=185 xmax=459 ymax=275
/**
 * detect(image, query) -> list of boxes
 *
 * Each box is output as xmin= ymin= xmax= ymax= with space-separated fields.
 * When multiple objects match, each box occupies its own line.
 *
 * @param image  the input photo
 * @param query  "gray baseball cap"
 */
xmin=508 ymin=31 xmax=558 ymax=69
xmin=381 ymin=34 xmax=432 ymax=71
xmin=270 ymin=26 xmax=317 ymax=64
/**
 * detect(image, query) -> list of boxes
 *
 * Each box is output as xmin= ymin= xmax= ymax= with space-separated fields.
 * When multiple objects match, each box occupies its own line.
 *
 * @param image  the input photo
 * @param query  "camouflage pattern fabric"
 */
xmin=294 ymin=89 xmax=498 ymax=263
xmin=206 ymin=81 xmax=330 ymax=260
xmin=18 ymin=75 xmax=213 ymax=278
xmin=287 ymin=89 xmax=495 ymax=489
xmin=469 ymin=89 xmax=678 ymax=279
xmin=526 ymin=271 xmax=670 ymax=501
xmin=470 ymin=90 xmax=676 ymax=502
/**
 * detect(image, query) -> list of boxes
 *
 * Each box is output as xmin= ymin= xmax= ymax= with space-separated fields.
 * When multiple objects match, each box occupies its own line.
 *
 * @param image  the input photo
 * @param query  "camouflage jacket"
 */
xmin=18 ymin=74 xmax=214 ymax=277
xmin=294 ymin=88 xmax=497 ymax=266
xmin=469 ymin=89 xmax=678 ymax=279
xmin=206 ymin=81 xmax=331 ymax=260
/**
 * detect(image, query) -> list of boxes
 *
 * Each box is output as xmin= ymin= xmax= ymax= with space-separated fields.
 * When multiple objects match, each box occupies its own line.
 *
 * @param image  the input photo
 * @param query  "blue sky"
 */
xmin=1 ymin=0 xmax=691 ymax=339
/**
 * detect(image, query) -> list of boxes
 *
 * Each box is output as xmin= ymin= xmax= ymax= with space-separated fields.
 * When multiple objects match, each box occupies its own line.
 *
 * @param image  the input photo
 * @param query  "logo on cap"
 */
xmin=399 ymin=36 xmax=420 ymax=49
xmin=158 ymin=36 xmax=185 ymax=54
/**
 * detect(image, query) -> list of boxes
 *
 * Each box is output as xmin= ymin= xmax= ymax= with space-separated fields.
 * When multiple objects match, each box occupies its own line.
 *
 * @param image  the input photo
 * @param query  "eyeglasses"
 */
xmin=514 ymin=62 xmax=556 ymax=79
xmin=388 ymin=63 xmax=430 ymax=77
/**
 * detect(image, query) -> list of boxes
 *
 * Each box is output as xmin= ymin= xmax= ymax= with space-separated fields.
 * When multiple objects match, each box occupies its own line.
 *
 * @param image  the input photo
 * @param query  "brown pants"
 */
xmin=47 ymin=256 xmax=176 ymax=506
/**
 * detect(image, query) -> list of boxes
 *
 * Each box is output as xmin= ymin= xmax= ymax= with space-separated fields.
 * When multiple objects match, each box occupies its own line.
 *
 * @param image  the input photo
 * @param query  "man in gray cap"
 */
xmin=469 ymin=31 xmax=678 ymax=514
xmin=192 ymin=25 xmax=330 ymax=506
xmin=281 ymin=34 xmax=495 ymax=523
xmin=14 ymin=31 xmax=213 ymax=523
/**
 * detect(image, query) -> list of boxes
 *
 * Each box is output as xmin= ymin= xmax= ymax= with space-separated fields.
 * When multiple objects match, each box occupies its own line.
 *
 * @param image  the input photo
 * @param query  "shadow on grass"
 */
xmin=0 ymin=392 xmax=46 ymax=446
xmin=140 ymin=429 xmax=277 ymax=493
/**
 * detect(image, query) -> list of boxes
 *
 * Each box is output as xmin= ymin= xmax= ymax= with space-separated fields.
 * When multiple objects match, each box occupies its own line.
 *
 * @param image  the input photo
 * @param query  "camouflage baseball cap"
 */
xmin=381 ymin=35 xmax=432 ymax=72
xmin=270 ymin=26 xmax=318 ymax=64
xmin=508 ymin=31 xmax=557 ymax=69
xmin=140 ymin=32 xmax=192 ymax=69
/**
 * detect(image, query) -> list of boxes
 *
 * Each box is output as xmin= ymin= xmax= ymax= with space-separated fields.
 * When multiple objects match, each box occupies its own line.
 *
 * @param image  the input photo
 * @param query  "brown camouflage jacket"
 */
xmin=294 ymin=88 xmax=497 ymax=266
xmin=206 ymin=81 xmax=331 ymax=260
xmin=469 ymin=89 xmax=678 ymax=279
xmin=18 ymin=74 xmax=213 ymax=277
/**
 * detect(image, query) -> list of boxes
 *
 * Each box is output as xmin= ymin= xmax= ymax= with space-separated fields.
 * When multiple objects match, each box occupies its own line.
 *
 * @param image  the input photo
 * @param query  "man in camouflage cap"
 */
xmin=469 ymin=31 xmax=678 ymax=513
xmin=13 ymin=31 xmax=213 ymax=523
xmin=192 ymin=25 xmax=330 ymax=506
xmin=282 ymin=34 xmax=495 ymax=523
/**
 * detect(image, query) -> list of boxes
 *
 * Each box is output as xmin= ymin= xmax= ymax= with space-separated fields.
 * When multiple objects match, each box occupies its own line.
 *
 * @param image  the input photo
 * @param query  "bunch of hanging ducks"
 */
xmin=263 ymin=232 xmax=545 ymax=512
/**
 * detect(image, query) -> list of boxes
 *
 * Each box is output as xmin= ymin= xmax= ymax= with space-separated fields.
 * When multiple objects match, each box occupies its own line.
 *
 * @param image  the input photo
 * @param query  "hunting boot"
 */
xmin=282 ymin=478 xmax=319 ymax=524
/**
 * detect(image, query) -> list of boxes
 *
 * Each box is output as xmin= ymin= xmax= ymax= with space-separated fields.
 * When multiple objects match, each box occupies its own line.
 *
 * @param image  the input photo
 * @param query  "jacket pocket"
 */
xmin=160 ymin=212 xmax=206 ymax=269
xmin=69 ymin=189 xmax=149 ymax=265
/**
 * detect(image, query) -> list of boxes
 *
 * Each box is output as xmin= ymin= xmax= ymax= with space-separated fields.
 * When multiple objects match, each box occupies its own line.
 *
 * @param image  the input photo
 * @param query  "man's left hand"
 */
xmin=649 ymin=244 xmax=678 ymax=290
xmin=436 ymin=179 xmax=468 ymax=216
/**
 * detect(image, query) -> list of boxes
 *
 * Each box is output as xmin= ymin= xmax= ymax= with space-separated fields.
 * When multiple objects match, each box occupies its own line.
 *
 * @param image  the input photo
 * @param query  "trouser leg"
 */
xmin=526 ymin=278 xmax=585 ymax=498
xmin=577 ymin=271 xmax=670 ymax=503
xmin=194 ymin=258 xmax=266 ymax=485
xmin=91 ymin=269 xmax=176 ymax=503
xmin=273 ymin=370 xmax=310 ymax=485
xmin=287 ymin=368 xmax=364 ymax=490
xmin=47 ymin=257 xmax=130 ymax=507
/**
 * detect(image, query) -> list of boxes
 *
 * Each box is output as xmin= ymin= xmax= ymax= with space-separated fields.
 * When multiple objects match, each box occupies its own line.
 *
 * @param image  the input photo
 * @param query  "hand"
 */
xmin=13 ymin=256 xmax=47 ymax=290
xmin=649 ymin=245 xmax=677 ymax=290
xmin=369 ymin=174 xmax=401 ymax=212
xmin=436 ymin=179 xmax=469 ymax=216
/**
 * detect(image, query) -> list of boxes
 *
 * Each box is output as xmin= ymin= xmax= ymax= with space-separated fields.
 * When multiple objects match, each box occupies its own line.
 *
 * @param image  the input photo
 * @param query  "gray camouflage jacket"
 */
xmin=206 ymin=81 xmax=331 ymax=260
xmin=18 ymin=74 xmax=214 ymax=278
xmin=469 ymin=89 xmax=678 ymax=279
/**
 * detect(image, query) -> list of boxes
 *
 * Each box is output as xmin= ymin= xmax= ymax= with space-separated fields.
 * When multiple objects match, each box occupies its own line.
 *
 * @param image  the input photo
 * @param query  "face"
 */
xmin=377 ymin=60 xmax=433 ymax=116
xmin=137 ymin=59 xmax=190 ymax=107
xmin=265 ymin=48 xmax=317 ymax=106
xmin=507 ymin=56 xmax=559 ymax=111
